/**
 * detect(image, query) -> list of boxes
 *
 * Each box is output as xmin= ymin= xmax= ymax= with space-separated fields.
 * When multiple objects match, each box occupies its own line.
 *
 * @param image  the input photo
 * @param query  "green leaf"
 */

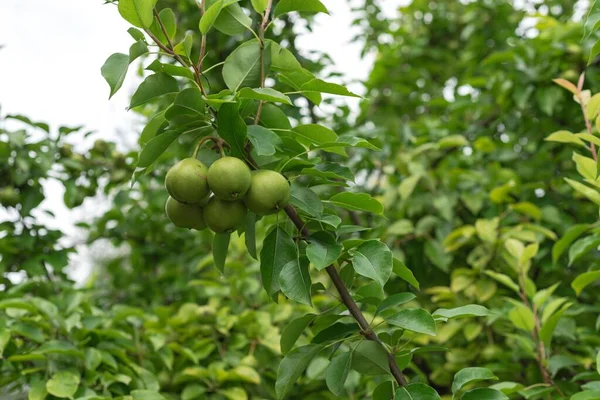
xmin=165 ymin=88 xmax=206 ymax=126
xmin=329 ymin=192 xmax=383 ymax=215
xmin=46 ymin=371 xmax=80 ymax=398
xmin=276 ymin=344 xmax=323 ymax=399
xmin=312 ymin=323 xmax=358 ymax=344
xmin=129 ymin=40 xmax=149 ymax=62
xmin=217 ymin=103 xmax=247 ymax=159
xmin=572 ymin=391 xmax=600 ymax=400
xmin=280 ymin=257 xmax=312 ymax=305
xmin=373 ymin=381 xmax=395 ymax=400
xmin=452 ymin=367 xmax=498 ymax=394
xmin=213 ymin=232 xmax=231 ymax=274
xmin=545 ymin=130 xmax=586 ymax=147
xmin=244 ymin=212 xmax=257 ymax=259
xmin=214 ymin=2 xmax=253 ymax=36
xmin=394 ymin=383 xmax=441 ymax=400
xmin=552 ymin=224 xmax=589 ymax=264
xmin=200 ymin=0 xmax=224 ymax=34
xmin=291 ymin=187 xmax=323 ymax=217
xmin=0 ymin=330 xmax=9 ymax=358
xmin=223 ymin=40 xmax=266 ymax=91
xmin=251 ymin=0 xmax=267 ymax=12
xmin=533 ymin=282 xmax=560 ymax=308
xmin=118 ymin=0 xmax=157 ymax=28
xmin=0 ymin=298 xmax=37 ymax=312
xmin=137 ymin=130 xmax=181 ymax=168
xmin=569 ymin=236 xmax=600 ymax=266
xmin=349 ymin=240 xmax=392 ymax=287
xmin=484 ymin=271 xmax=519 ymax=293
xmin=101 ymin=53 xmax=129 ymax=98
xmin=238 ymin=87 xmax=292 ymax=105
xmin=376 ymin=293 xmax=416 ymax=315
xmin=281 ymin=314 xmax=315 ymax=355
xmin=461 ymin=388 xmax=508 ymax=400
xmin=351 ymin=341 xmax=390 ymax=375
xmin=28 ymin=380 xmax=47 ymax=400
xmin=386 ymin=308 xmax=437 ymax=336
xmin=129 ymin=73 xmax=179 ymax=109
xmin=306 ymin=231 xmax=342 ymax=270
xmin=174 ymin=33 xmax=194 ymax=59
xmin=302 ymin=163 xmax=354 ymax=182
xmin=274 ymin=0 xmax=329 ymax=18
xmin=573 ymin=152 xmax=598 ymax=181
xmin=131 ymin=390 xmax=166 ymax=400
xmin=326 ymin=350 xmax=353 ymax=396
xmin=85 ymin=348 xmax=103 ymax=371
xmin=247 ymin=125 xmax=281 ymax=156
xmin=293 ymin=124 xmax=338 ymax=145
xmin=508 ymin=303 xmax=535 ymax=331
xmin=393 ymin=258 xmax=420 ymax=289
xmin=260 ymin=227 xmax=298 ymax=296
xmin=150 ymin=8 xmax=176 ymax=42
xmin=572 ymin=270 xmax=600 ymax=296
xmin=11 ymin=322 xmax=45 ymax=343
xmin=300 ymin=78 xmax=361 ymax=97
xmin=34 ymin=340 xmax=84 ymax=358
xmin=565 ymin=178 xmax=600 ymax=205
xmin=432 ymin=305 xmax=489 ymax=319
xmin=590 ymin=39 xmax=600 ymax=65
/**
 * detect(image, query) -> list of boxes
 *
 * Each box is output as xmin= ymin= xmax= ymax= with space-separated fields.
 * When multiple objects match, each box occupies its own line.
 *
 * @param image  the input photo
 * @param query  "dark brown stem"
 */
xmin=283 ymin=204 xmax=408 ymax=387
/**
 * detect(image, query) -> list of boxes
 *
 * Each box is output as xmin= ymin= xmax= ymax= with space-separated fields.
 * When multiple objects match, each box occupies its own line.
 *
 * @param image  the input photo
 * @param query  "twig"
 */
xmin=576 ymin=73 xmax=598 ymax=162
xmin=197 ymin=0 xmax=207 ymax=72
xmin=283 ymin=204 xmax=408 ymax=387
xmin=253 ymin=0 xmax=274 ymax=125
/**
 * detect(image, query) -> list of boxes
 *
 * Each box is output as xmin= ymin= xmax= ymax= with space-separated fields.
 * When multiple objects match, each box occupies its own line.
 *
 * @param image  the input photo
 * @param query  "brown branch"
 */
xmin=283 ymin=204 xmax=408 ymax=387
xmin=197 ymin=0 xmax=207 ymax=72
xmin=253 ymin=0 xmax=273 ymax=125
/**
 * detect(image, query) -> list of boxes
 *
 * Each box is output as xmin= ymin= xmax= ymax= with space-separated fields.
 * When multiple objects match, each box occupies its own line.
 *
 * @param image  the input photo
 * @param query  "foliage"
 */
xmin=3 ymin=0 xmax=600 ymax=399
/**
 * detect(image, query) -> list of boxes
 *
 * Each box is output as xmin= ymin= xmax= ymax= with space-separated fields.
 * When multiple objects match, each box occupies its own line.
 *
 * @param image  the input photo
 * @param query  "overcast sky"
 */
xmin=0 ymin=0 xmax=401 ymax=281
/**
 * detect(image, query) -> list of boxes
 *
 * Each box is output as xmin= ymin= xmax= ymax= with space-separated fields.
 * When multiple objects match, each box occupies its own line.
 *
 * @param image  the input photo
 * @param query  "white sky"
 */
xmin=0 ymin=0 xmax=401 ymax=281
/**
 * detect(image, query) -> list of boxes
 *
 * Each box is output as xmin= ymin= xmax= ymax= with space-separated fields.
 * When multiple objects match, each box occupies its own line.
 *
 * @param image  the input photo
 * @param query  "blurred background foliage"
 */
xmin=2 ymin=0 xmax=600 ymax=399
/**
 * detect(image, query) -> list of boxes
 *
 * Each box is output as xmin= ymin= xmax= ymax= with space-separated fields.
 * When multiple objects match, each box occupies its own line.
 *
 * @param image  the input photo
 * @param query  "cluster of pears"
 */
xmin=165 ymin=156 xmax=291 ymax=233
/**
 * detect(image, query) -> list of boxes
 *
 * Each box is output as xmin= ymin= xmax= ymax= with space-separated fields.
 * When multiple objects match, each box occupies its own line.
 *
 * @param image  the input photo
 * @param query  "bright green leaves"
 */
xmin=569 ymin=235 xmax=600 ymax=266
xmin=238 ymin=87 xmax=292 ymax=105
xmin=28 ymin=379 xmax=47 ymax=400
xmin=217 ymin=103 xmax=247 ymax=158
xmin=260 ymin=227 xmax=297 ymax=297
xmin=292 ymin=124 xmax=338 ymax=146
xmin=432 ymin=305 xmax=489 ymax=320
xmin=386 ymin=308 xmax=437 ymax=336
xmin=118 ymin=0 xmax=157 ymax=28
xmin=136 ymin=130 xmax=181 ymax=168
xmin=394 ymin=383 xmax=441 ymax=399
xmin=351 ymin=341 xmax=389 ymax=375
xmin=301 ymin=78 xmax=361 ymax=97
xmin=280 ymin=314 xmax=315 ymax=354
xmin=376 ymin=293 xmax=416 ymax=315
xmin=349 ymin=240 xmax=392 ymax=287
xmin=329 ymin=192 xmax=384 ymax=215
xmin=280 ymin=256 xmax=312 ymax=305
xmin=130 ymin=73 xmax=179 ymax=109
xmin=223 ymin=40 xmax=269 ymax=91
xmin=101 ymin=53 xmax=130 ymax=98
xmin=150 ymin=8 xmax=177 ymax=42
xmin=213 ymin=2 xmax=253 ymax=36
xmin=461 ymin=388 xmax=508 ymax=400
xmin=201 ymin=0 xmax=228 ymax=34
xmin=276 ymin=344 xmax=323 ymax=399
xmin=251 ymin=0 xmax=268 ymax=13
xmin=46 ymin=371 xmax=80 ymax=398
xmin=326 ymin=350 xmax=353 ymax=396
xmin=291 ymin=187 xmax=323 ymax=217
xmin=165 ymin=88 xmax=206 ymax=126
xmin=306 ymin=231 xmax=342 ymax=270
xmin=273 ymin=0 xmax=329 ymax=18
xmin=213 ymin=232 xmax=231 ymax=274
xmin=572 ymin=270 xmax=600 ymax=296
xmin=247 ymin=125 xmax=281 ymax=156
xmin=452 ymin=368 xmax=498 ymax=394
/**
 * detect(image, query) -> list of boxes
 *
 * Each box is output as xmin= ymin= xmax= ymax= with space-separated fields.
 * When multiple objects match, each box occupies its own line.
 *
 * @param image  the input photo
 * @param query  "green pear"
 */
xmin=0 ymin=186 xmax=20 ymax=207
xmin=244 ymin=170 xmax=291 ymax=215
xmin=207 ymin=156 xmax=251 ymax=201
xmin=165 ymin=158 xmax=210 ymax=204
xmin=203 ymin=197 xmax=247 ymax=233
xmin=165 ymin=196 xmax=206 ymax=230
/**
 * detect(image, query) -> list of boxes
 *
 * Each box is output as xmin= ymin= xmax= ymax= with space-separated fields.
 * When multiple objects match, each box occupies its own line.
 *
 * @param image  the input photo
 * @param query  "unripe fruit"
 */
xmin=0 ymin=186 xmax=20 ymax=207
xmin=165 ymin=158 xmax=210 ymax=204
xmin=165 ymin=196 xmax=206 ymax=230
xmin=244 ymin=170 xmax=290 ymax=215
xmin=203 ymin=197 xmax=247 ymax=233
xmin=59 ymin=144 xmax=73 ymax=157
xmin=207 ymin=157 xmax=251 ymax=201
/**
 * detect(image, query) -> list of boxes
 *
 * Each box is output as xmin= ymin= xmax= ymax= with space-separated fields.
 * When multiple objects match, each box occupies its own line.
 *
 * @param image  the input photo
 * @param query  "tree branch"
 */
xmin=283 ymin=205 xmax=408 ymax=387
xmin=253 ymin=0 xmax=273 ymax=125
